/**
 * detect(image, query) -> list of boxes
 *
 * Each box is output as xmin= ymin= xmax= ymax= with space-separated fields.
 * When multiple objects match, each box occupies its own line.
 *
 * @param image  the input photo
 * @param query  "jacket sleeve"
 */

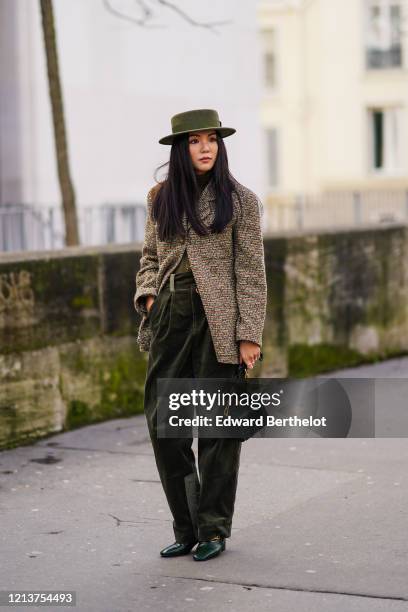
xmin=233 ymin=189 xmax=267 ymax=348
xmin=134 ymin=188 xmax=159 ymax=317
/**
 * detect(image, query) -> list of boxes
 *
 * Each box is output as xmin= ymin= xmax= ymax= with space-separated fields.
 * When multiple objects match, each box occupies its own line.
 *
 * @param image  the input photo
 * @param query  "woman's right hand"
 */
xmin=146 ymin=295 xmax=156 ymax=316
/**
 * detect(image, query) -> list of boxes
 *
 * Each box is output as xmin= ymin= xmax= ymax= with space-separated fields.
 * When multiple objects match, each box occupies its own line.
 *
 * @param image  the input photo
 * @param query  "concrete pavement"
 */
xmin=1 ymin=357 xmax=408 ymax=611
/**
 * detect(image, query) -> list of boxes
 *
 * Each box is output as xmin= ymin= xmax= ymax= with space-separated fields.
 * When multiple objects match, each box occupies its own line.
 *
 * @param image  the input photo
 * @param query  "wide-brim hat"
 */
xmin=159 ymin=108 xmax=236 ymax=145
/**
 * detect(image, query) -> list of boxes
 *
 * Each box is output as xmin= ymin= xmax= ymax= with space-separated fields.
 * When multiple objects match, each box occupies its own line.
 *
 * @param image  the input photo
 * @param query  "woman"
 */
xmin=134 ymin=109 xmax=267 ymax=561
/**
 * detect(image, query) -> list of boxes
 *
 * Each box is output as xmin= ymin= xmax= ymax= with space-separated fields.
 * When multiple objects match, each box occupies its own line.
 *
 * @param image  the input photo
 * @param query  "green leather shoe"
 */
xmin=160 ymin=541 xmax=198 ymax=558
xmin=193 ymin=536 xmax=226 ymax=561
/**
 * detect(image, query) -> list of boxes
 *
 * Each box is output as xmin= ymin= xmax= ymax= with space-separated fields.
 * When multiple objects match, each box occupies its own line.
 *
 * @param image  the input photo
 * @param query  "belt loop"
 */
xmin=170 ymin=273 xmax=175 ymax=292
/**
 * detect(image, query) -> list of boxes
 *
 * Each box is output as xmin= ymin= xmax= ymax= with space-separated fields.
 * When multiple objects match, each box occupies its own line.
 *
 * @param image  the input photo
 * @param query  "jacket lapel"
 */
xmin=197 ymin=179 xmax=217 ymax=224
xmin=182 ymin=178 xmax=217 ymax=231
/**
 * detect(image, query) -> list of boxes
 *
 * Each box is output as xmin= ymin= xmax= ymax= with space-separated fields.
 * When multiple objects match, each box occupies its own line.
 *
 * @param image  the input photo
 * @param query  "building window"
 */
xmin=365 ymin=0 xmax=403 ymax=69
xmin=265 ymin=128 xmax=279 ymax=187
xmin=261 ymin=27 xmax=278 ymax=88
xmin=368 ymin=107 xmax=401 ymax=172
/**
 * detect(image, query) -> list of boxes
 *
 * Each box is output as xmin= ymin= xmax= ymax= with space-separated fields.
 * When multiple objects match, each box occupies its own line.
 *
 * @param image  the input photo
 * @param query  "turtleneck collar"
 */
xmin=196 ymin=169 xmax=213 ymax=193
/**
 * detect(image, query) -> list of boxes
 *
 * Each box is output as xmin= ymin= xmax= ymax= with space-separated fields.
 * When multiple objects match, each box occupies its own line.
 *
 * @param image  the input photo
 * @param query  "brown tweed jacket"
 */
xmin=134 ymin=176 xmax=267 ymax=364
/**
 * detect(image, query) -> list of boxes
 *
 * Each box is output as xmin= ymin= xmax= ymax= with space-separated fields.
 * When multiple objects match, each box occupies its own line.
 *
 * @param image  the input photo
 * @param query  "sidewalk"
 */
xmin=0 ymin=358 xmax=407 ymax=612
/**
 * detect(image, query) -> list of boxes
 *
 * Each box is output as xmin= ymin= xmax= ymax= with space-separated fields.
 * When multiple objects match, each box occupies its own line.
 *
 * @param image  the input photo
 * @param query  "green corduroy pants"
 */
xmin=143 ymin=269 xmax=242 ymax=543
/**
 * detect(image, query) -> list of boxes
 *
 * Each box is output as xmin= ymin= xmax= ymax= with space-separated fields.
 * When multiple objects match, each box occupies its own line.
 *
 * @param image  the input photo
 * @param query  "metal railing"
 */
xmin=0 ymin=203 xmax=147 ymax=253
xmin=265 ymin=190 xmax=408 ymax=233
xmin=3 ymin=191 xmax=407 ymax=251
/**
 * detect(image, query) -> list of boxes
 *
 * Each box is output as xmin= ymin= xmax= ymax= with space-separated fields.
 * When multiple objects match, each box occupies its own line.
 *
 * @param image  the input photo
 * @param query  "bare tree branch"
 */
xmin=103 ymin=0 xmax=233 ymax=34
xmin=102 ymin=0 xmax=164 ymax=28
xmin=154 ymin=0 xmax=232 ymax=32
xmin=134 ymin=0 xmax=153 ymax=18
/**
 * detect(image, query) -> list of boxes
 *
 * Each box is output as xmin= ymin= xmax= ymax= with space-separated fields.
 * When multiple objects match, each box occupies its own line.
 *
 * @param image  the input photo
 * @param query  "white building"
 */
xmin=258 ymin=0 xmax=408 ymax=230
xmin=0 ymin=0 xmax=265 ymax=249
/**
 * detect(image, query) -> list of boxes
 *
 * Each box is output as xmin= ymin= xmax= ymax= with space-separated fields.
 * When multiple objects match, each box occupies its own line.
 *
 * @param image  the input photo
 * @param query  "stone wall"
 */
xmin=0 ymin=244 xmax=145 ymax=450
xmin=1 ymin=225 xmax=407 ymax=449
xmin=273 ymin=224 xmax=408 ymax=376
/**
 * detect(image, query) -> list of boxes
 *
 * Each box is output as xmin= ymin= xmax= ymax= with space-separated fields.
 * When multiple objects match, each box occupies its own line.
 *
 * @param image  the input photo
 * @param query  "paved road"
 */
xmin=0 ymin=358 xmax=407 ymax=611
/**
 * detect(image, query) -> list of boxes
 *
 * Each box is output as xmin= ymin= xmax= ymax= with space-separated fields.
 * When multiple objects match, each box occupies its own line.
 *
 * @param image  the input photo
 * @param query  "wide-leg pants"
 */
xmin=143 ymin=269 xmax=242 ymax=543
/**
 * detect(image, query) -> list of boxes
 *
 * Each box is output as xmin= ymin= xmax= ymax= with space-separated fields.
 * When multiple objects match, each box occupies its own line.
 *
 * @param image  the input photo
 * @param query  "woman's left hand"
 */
xmin=239 ymin=341 xmax=261 ymax=369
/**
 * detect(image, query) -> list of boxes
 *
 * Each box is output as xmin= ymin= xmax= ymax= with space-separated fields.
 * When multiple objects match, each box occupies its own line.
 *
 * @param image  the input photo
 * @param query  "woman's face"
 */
xmin=188 ymin=129 xmax=218 ymax=174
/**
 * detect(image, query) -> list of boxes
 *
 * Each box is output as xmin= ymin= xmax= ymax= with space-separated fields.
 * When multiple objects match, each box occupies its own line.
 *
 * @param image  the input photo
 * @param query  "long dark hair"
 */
xmin=151 ymin=131 xmax=238 ymax=242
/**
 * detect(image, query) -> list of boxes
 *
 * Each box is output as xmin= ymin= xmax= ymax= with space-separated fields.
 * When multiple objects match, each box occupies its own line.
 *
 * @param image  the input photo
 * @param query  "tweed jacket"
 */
xmin=134 ymin=176 xmax=267 ymax=364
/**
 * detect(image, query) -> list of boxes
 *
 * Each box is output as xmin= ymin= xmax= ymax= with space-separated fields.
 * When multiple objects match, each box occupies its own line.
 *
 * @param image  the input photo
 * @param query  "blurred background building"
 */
xmin=1 ymin=0 xmax=408 ymax=251
xmin=258 ymin=0 xmax=408 ymax=231
xmin=0 ymin=0 xmax=263 ymax=251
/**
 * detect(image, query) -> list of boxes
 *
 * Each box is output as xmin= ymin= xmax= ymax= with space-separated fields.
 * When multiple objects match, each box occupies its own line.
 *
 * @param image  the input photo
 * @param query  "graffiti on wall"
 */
xmin=0 ymin=270 xmax=35 ymax=315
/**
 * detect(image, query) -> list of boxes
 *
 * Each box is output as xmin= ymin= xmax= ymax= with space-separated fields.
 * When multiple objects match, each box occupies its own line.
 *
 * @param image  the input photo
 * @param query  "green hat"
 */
xmin=159 ymin=108 xmax=236 ymax=145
